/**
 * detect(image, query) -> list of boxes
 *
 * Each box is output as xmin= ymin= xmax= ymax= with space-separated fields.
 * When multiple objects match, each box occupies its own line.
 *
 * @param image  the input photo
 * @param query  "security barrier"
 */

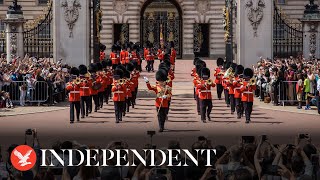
xmin=1 ymin=81 xmax=49 ymax=104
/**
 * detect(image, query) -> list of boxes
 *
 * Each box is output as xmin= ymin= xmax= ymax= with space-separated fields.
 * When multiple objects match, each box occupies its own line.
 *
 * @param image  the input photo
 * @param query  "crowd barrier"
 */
xmin=277 ymin=81 xmax=309 ymax=106
xmin=1 ymin=81 xmax=49 ymax=104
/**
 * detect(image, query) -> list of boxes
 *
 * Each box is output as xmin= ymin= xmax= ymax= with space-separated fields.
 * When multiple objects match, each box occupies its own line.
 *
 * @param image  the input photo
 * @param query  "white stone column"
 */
xmin=53 ymin=0 xmax=90 ymax=67
xmin=236 ymin=0 xmax=273 ymax=67
xmin=4 ymin=18 xmax=25 ymax=63
xmin=301 ymin=19 xmax=320 ymax=59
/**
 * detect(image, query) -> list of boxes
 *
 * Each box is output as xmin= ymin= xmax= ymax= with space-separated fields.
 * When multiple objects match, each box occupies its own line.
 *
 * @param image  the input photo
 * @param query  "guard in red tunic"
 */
xmin=79 ymin=65 xmax=91 ymax=118
xmin=226 ymin=63 xmax=237 ymax=114
xmin=120 ymin=45 xmax=129 ymax=66
xmin=157 ymin=46 xmax=165 ymax=62
xmin=104 ymin=59 xmax=113 ymax=104
xmin=170 ymin=41 xmax=176 ymax=70
xmin=222 ymin=62 xmax=231 ymax=107
xmin=96 ymin=63 xmax=106 ymax=109
xmin=110 ymin=45 xmax=120 ymax=69
xmin=131 ymin=61 xmax=140 ymax=105
xmin=100 ymin=44 xmax=106 ymax=61
xmin=240 ymin=68 xmax=256 ymax=123
xmin=112 ymin=69 xmax=127 ymax=123
xmin=66 ymin=67 xmax=81 ymax=123
xmin=191 ymin=58 xmax=201 ymax=99
xmin=197 ymin=67 xmax=216 ymax=123
xmin=214 ymin=58 xmax=224 ymax=100
xmin=144 ymin=69 xmax=172 ymax=132
xmin=234 ymin=65 xmax=244 ymax=119
xmin=88 ymin=63 xmax=100 ymax=112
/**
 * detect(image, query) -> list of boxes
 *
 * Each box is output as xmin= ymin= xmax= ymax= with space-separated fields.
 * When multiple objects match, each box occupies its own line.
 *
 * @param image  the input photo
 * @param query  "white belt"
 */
xmin=70 ymin=91 xmax=80 ymax=93
xmin=146 ymin=55 xmax=152 ymax=57
xmin=201 ymin=90 xmax=211 ymax=93
xmin=114 ymin=91 xmax=124 ymax=93
xmin=80 ymin=87 xmax=89 ymax=89
xmin=234 ymin=88 xmax=241 ymax=90
xmin=243 ymin=91 xmax=253 ymax=94
xmin=111 ymin=58 xmax=117 ymax=59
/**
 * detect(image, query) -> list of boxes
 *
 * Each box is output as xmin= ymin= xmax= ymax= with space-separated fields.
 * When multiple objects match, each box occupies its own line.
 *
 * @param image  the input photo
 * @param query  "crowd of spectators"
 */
xmin=253 ymin=57 xmax=320 ymax=113
xmin=0 ymin=130 xmax=319 ymax=180
xmin=0 ymin=54 xmax=71 ymax=107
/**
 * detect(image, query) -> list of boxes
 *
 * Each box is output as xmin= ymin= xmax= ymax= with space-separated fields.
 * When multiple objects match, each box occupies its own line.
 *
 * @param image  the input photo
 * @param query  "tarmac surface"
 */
xmin=0 ymin=60 xmax=319 ymax=152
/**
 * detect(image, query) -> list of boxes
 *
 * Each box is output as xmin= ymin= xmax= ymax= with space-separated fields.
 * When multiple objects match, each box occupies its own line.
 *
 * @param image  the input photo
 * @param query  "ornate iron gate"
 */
xmin=194 ymin=24 xmax=210 ymax=57
xmin=23 ymin=1 xmax=53 ymax=58
xmin=114 ymin=24 xmax=129 ymax=45
xmin=273 ymin=2 xmax=303 ymax=58
xmin=141 ymin=11 xmax=182 ymax=58
xmin=0 ymin=30 xmax=5 ymax=54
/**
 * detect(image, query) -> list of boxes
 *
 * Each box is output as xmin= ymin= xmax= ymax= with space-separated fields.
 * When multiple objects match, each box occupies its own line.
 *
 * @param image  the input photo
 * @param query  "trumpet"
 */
xmin=205 ymin=79 xmax=213 ymax=86
xmin=248 ymin=77 xmax=256 ymax=86
xmin=73 ymin=77 xmax=81 ymax=85
xmin=81 ymin=78 xmax=88 ymax=84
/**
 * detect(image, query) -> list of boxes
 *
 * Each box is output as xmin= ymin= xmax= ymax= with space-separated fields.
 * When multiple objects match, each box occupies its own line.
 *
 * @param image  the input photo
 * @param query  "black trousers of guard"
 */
xmin=224 ymin=89 xmax=230 ymax=105
xmin=146 ymin=61 xmax=152 ymax=72
xmin=243 ymin=102 xmax=253 ymax=121
xmin=316 ymin=93 xmax=320 ymax=114
xmin=132 ymin=87 xmax=138 ymax=105
xmin=88 ymin=96 xmax=93 ymax=113
xmin=195 ymin=95 xmax=200 ymax=114
xmin=200 ymin=99 xmax=213 ymax=121
xmin=92 ymin=94 xmax=99 ymax=111
xmin=157 ymin=107 xmax=168 ymax=129
xmin=126 ymin=97 xmax=133 ymax=112
xmin=80 ymin=96 xmax=89 ymax=117
xmin=105 ymin=86 xmax=112 ymax=104
xmin=230 ymin=94 xmax=236 ymax=113
xmin=216 ymin=84 xmax=223 ymax=99
xmin=114 ymin=101 xmax=125 ymax=122
xmin=235 ymin=98 xmax=243 ymax=118
xmin=70 ymin=101 xmax=80 ymax=122
xmin=98 ymin=92 xmax=104 ymax=108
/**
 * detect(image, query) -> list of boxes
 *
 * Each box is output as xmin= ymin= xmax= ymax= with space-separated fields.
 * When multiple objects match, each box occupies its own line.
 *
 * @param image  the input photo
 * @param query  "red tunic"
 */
xmin=112 ymin=83 xmax=127 ymax=102
xmin=233 ymin=77 xmax=243 ymax=99
xmin=196 ymin=79 xmax=216 ymax=100
xmin=110 ymin=52 xmax=119 ymax=65
xmin=170 ymin=49 xmax=176 ymax=65
xmin=147 ymin=83 xmax=171 ymax=108
xmin=66 ymin=83 xmax=81 ymax=102
xmin=214 ymin=67 xmax=223 ymax=84
xmin=79 ymin=78 xmax=91 ymax=97
xmin=157 ymin=49 xmax=164 ymax=61
xmin=240 ymin=81 xmax=256 ymax=102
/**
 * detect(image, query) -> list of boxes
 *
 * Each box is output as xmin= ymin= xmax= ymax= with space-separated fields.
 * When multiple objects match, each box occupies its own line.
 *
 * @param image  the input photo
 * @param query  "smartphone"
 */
xmin=242 ymin=136 xmax=255 ymax=144
xmin=147 ymin=131 xmax=156 ymax=136
xmin=299 ymin=134 xmax=309 ymax=139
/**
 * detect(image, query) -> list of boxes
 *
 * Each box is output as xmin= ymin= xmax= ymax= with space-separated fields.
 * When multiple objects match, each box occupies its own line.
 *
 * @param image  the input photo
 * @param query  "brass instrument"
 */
xmin=206 ymin=79 xmax=213 ymax=86
xmin=81 ymin=78 xmax=88 ymax=84
xmin=223 ymin=67 xmax=234 ymax=79
xmin=73 ymin=77 xmax=81 ymax=85
xmin=249 ymin=77 xmax=256 ymax=86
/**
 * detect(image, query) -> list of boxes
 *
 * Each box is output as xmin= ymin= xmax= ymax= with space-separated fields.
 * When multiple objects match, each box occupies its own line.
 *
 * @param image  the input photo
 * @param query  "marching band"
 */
xmin=66 ymin=41 xmax=256 ymax=131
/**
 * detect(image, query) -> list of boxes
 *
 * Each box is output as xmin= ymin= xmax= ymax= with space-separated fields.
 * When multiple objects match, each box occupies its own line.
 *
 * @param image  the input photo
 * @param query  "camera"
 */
xmin=242 ymin=136 xmax=255 ymax=144
xmin=299 ymin=133 xmax=309 ymax=139
xmin=25 ymin=129 xmax=33 ymax=136
xmin=147 ymin=131 xmax=156 ymax=136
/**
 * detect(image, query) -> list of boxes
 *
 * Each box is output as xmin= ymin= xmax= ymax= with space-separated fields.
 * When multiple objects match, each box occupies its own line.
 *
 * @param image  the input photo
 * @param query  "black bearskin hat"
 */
xmin=201 ymin=67 xmax=210 ymax=79
xmin=106 ymin=59 xmax=112 ymax=67
xmin=96 ymin=62 xmax=103 ymax=71
xmin=156 ymin=69 xmax=168 ymax=82
xmin=100 ymin=43 xmax=106 ymax=51
xmin=88 ymin=63 xmax=97 ymax=73
xmin=196 ymin=65 xmax=203 ymax=75
xmin=132 ymin=44 xmax=138 ymax=50
xmin=114 ymin=69 xmax=124 ymax=79
xmin=163 ymin=60 xmax=171 ymax=68
xmin=124 ymin=70 xmax=130 ymax=79
xmin=224 ymin=61 xmax=231 ymax=70
xmin=164 ymin=54 xmax=171 ymax=61
xmin=231 ymin=63 xmax=237 ymax=72
xmin=235 ymin=65 xmax=244 ymax=76
xmin=116 ymin=64 xmax=126 ymax=72
xmin=70 ymin=67 xmax=79 ymax=76
xmin=217 ymin=58 xmax=224 ymax=66
xmin=194 ymin=57 xmax=201 ymax=65
xmin=126 ymin=63 xmax=134 ymax=72
xmin=158 ymin=63 xmax=169 ymax=74
xmin=243 ymin=68 xmax=254 ymax=78
xmin=78 ymin=64 xmax=87 ymax=75
xmin=170 ymin=41 xmax=175 ymax=48
xmin=196 ymin=60 xmax=207 ymax=68
xmin=131 ymin=60 xmax=138 ymax=69
xmin=111 ymin=45 xmax=117 ymax=52
xmin=101 ymin=60 xmax=107 ymax=69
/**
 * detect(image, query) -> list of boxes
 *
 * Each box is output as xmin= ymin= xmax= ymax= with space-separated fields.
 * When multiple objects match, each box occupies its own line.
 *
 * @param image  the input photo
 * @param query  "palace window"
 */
xmin=0 ymin=0 xmax=3 ymax=5
xmin=277 ymin=0 xmax=286 ymax=5
xmin=38 ymin=0 xmax=48 ymax=5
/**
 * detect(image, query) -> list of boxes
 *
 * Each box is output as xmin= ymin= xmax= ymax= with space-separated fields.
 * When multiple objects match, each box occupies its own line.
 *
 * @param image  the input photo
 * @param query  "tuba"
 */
xmin=223 ymin=67 xmax=234 ymax=79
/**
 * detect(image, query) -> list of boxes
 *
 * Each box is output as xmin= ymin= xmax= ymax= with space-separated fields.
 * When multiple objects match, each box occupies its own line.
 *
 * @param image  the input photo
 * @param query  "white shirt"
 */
xmin=317 ymin=79 xmax=320 ymax=92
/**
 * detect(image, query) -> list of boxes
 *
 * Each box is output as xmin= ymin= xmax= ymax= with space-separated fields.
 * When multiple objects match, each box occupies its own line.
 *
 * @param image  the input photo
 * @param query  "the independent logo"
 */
xmin=10 ymin=145 xmax=37 ymax=171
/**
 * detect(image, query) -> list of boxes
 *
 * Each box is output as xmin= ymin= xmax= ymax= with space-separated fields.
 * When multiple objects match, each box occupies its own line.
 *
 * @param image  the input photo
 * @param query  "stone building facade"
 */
xmin=0 ymin=0 xmax=315 ymax=59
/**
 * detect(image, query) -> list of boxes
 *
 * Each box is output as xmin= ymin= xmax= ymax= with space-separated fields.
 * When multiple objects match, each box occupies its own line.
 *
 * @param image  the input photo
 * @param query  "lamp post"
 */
xmin=225 ymin=0 xmax=234 ymax=63
xmin=92 ymin=0 xmax=101 ymax=63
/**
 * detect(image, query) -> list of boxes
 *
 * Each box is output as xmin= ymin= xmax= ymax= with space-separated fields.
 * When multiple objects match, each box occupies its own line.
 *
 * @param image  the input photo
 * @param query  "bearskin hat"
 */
xmin=88 ymin=63 xmax=97 ymax=73
xmin=163 ymin=60 xmax=171 ymax=68
xmin=111 ymin=45 xmax=117 ymax=52
xmin=124 ymin=70 xmax=130 ymax=79
xmin=224 ymin=61 xmax=231 ymax=70
xmin=96 ymin=62 xmax=103 ymax=71
xmin=235 ymin=65 xmax=244 ymax=76
xmin=243 ymin=68 xmax=254 ymax=78
xmin=114 ymin=69 xmax=124 ymax=79
xmin=201 ymin=67 xmax=210 ymax=79
xmin=78 ymin=64 xmax=87 ymax=75
xmin=217 ymin=57 xmax=224 ymax=66
xmin=70 ymin=67 xmax=79 ymax=76
xmin=158 ymin=63 xmax=169 ymax=74
xmin=101 ymin=60 xmax=107 ymax=69
xmin=231 ymin=63 xmax=237 ymax=72
xmin=196 ymin=60 xmax=207 ymax=68
xmin=100 ymin=43 xmax=106 ymax=51
xmin=194 ymin=57 xmax=201 ymax=65
xmin=126 ymin=63 xmax=134 ymax=72
xmin=132 ymin=44 xmax=138 ymax=50
xmin=196 ymin=65 xmax=203 ymax=76
xmin=156 ymin=69 xmax=168 ymax=82
xmin=170 ymin=41 xmax=175 ymax=48
xmin=164 ymin=54 xmax=171 ymax=61
xmin=116 ymin=64 xmax=126 ymax=72
xmin=106 ymin=59 xmax=112 ymax=67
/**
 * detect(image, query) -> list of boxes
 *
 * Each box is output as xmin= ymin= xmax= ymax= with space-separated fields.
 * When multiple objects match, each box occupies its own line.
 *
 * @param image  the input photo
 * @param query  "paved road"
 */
xmin=0 ymin=60 xmax=319 ymax=151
